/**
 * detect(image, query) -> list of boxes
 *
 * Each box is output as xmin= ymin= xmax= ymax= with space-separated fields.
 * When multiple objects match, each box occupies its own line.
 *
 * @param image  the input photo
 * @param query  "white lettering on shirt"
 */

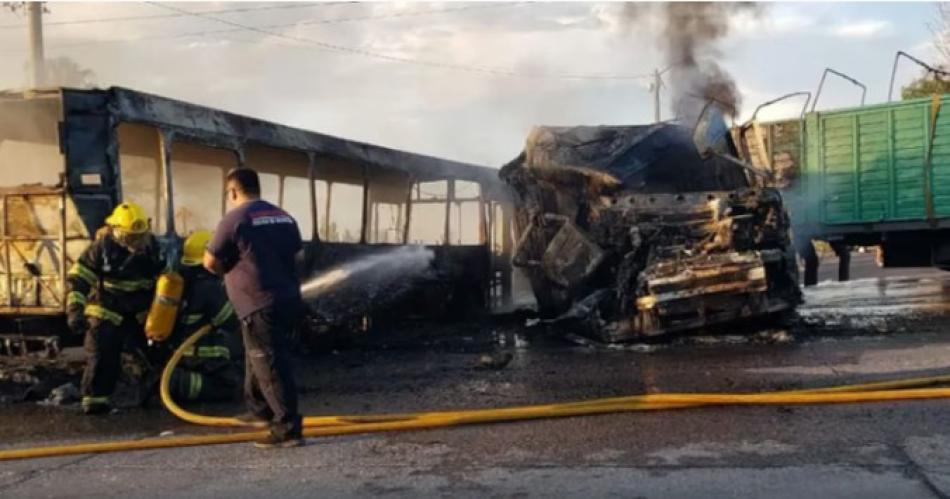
xmin=250 ymin=215 xmax=294 ymax=227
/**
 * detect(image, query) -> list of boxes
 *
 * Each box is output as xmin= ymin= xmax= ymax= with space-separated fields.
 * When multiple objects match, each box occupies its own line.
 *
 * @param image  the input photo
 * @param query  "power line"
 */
xmin=143 ymin=2 xmax=653 ymax=81
xmin=0 ymin=1 xmax=652 ymax=82
xmin=0 ymin=3 xmax=527 ymax=52
xmin=267 ymin=2 xmax=521 ymax=28
xmin=0 ymin=2 xmax=354 ymax=30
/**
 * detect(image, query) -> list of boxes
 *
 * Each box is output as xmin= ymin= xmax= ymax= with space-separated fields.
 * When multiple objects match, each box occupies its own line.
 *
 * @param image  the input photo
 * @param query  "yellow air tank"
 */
xmin=145 ymin=271 xmax=184 ymax=341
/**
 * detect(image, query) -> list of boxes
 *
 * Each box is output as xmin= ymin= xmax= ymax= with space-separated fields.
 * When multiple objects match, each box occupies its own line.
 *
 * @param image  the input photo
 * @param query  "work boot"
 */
xmin=253 ymin=430 xmax=304 ymax=449
xmin=81 ymin=399 xmax=112 ymax=415
xmin=235 ymin=412 xmax=270 ymax=428
xmin=136 ymin=373 xmax=161 ymax=408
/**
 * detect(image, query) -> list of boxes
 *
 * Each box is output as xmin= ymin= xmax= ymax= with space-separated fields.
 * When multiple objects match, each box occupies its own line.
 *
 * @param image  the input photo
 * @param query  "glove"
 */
xmin=67 ymin=309 xmax=87 ymax=336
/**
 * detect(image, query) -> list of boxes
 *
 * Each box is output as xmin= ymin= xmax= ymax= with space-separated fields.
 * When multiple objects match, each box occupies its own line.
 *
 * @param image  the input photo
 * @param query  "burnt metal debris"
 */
xmin=500 ymin=114 xmax=802 ymax=342
xmin=0 ymin=334 xmax=60 ymax=358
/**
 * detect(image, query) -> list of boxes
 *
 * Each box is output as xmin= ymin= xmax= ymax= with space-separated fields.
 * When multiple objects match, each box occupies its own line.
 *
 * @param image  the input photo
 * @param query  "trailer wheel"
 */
xmin=802 ymin=252 xmax=819 ymax=286
xmin=795 ymin=237 xmax=819 ymax=286
xmin=831 ymin=243 xmax=851 ymax=282
xmin=771 ymin=308 xmax=798 ymax=329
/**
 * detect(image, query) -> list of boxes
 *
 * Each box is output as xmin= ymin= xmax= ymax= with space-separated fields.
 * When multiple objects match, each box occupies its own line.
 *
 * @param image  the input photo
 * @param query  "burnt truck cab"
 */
xmin=500 ymin=105 xmax=801 ymax=342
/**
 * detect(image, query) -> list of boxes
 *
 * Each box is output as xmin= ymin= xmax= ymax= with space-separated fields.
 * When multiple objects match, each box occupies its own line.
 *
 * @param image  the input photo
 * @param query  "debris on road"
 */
xmin=756 ymin=329 xmax=794 ymax=344
xmin=479 ymin=352 xmax=514 ymax=370
xmin=0 ymin=353 xmax=83 ymax=405
xmin=37 ymin=382 xmax=79 ymax=407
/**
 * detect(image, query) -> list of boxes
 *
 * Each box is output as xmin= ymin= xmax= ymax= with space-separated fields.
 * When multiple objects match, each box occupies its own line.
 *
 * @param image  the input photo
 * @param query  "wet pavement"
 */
xmin=5 ymin=256 xmax=950 ymax=497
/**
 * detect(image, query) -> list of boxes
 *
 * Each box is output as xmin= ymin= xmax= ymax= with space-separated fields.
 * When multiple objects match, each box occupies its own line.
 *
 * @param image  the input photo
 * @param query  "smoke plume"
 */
xmin=664 ymin=3 xmax=760 ymax=125
xmin=608 ymin=2 xmax=764 ymax=124
xmin=21 ymin=56 xmax=97 ymax=89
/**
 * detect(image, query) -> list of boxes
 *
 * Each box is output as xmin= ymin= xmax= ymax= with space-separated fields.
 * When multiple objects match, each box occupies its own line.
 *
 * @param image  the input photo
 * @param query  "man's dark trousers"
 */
xmin=241 ymin=301 xmax=302 ymax=437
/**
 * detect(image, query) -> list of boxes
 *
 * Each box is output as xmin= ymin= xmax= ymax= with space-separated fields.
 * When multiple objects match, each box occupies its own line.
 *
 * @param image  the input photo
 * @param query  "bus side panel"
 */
xmin=61 ymin=89 xmax=118 ymax=236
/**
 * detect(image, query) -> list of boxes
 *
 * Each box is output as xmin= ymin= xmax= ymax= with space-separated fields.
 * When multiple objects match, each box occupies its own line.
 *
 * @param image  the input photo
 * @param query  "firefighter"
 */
xmin=166 ymin=229 xmax=241 ymax=403
xmin=67 ymin=202 xmax=165 ymax=415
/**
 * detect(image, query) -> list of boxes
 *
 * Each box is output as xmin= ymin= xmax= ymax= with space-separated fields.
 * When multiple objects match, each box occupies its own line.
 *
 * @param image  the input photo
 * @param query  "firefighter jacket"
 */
xmin=172 ymin=268 xmax=241 ymax=374
xmin=67 ymin=233 xmax=165 ymax=326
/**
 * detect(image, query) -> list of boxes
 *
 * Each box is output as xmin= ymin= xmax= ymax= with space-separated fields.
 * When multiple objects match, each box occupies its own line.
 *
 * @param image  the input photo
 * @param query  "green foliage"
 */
xmin=901 ymin=75 xmax=950 ymax=100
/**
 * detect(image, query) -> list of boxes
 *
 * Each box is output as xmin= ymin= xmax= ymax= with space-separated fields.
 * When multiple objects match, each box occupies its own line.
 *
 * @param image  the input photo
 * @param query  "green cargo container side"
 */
xmin=857 ymin=111 xmax=888 ymax=222
xmin=801 ymin=95 xmax=950 ymax=227
xmin=802 ymin=113 xmax=822 ymax=229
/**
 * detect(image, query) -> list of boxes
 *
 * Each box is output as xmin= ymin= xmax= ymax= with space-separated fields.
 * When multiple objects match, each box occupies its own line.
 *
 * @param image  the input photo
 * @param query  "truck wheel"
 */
xmin=796 ymin=238 xmax=819 ymax=286
xmin=838 ymin=250 xmax=850 ymax=282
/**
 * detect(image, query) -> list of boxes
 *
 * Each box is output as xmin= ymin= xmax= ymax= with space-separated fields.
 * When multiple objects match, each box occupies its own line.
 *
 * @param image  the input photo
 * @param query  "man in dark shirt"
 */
xmin=204 ymin=168 xmax=304 ymax=448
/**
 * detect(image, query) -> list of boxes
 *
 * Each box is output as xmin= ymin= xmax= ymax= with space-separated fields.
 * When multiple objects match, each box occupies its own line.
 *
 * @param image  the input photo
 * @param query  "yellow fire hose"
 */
xmin=6 ymin=324 xmax=950 ymax=462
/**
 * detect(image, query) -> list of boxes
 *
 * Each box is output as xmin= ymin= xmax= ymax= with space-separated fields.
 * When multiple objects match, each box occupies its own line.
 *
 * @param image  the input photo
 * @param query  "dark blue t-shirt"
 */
xmin=208 ymin=199 xmax=302 ymax=319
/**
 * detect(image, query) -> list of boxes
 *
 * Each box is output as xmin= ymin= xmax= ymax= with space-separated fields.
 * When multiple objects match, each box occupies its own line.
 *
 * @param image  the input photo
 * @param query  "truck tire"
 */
xmin=831 ymin=243 xmax=850 ymax=282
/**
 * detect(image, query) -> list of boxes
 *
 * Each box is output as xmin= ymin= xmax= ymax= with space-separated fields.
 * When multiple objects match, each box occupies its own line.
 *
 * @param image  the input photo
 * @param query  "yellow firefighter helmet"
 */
xmin=181 ymin=229 xmax=213 ymax=266
xmin=105 ymin=202 xmax=149 ymax=234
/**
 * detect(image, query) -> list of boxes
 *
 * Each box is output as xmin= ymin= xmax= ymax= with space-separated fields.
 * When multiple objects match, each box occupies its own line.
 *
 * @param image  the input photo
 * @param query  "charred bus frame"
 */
xmin=0 ymin=86 xmax=516 ymax=336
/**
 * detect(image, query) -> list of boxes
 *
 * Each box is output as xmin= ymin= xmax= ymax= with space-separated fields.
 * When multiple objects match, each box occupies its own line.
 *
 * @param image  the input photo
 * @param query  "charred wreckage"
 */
xmin=0 ymin=86 xmax=802 ymax=359
xmin=501 ymin=106 xmax=802 ymax=342
xmin=0 ymin=86 xmax=513 ymax=356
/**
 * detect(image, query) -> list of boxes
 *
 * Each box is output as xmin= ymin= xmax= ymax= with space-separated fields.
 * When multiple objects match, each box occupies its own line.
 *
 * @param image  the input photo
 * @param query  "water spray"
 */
xmin=300 ymin=245 xmax=436 ymax=299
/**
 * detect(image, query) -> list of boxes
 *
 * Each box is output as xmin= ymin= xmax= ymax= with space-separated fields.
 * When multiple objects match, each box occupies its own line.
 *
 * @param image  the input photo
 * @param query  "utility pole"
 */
xmin=27 ymin=2 xmax=45 ymax=88
xmin=649 ymin=65 xmax=679 ymax=123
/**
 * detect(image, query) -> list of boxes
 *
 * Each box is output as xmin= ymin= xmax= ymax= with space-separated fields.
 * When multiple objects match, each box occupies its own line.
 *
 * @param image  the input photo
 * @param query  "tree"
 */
xmin=902 ymin=75 xmax=950 ymax=100
xmin=930 ymin=3 xmax=950 ymax=67
xmin=901 ymin=3 xmax=950 ymax=99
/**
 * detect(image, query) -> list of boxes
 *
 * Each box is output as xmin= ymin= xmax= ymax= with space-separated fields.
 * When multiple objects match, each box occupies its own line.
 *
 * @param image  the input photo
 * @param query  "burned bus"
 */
xmin=0 ymin=86 xmax=515 ymax=350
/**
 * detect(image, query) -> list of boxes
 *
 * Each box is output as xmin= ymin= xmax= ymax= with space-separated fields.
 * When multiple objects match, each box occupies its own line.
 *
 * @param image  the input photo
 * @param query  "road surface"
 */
xmin=4 ymin=266 xmax=950 ymax=497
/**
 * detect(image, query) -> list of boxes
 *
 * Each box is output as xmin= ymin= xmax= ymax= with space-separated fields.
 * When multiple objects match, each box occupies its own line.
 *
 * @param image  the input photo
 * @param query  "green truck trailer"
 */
xmin=736 ymin=94 xmax=950 ymax=283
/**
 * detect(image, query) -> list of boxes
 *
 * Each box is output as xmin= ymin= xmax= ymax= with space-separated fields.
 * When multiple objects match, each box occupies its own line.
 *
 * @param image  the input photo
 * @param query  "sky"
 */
xmin=0 ymin=1 xmax=942 ymax=167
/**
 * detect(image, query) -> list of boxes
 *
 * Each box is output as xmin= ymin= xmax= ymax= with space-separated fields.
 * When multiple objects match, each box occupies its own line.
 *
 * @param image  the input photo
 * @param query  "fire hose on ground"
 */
xmin=6 ymin=324 xmax=950 ymax=461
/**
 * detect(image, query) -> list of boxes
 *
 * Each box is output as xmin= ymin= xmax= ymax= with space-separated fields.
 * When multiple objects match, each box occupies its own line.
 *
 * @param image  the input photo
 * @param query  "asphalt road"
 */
xmin=816 ymin=250 xmax=945 ymax=282
xmin=5 ymin=265 xmax=950 ymax=497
